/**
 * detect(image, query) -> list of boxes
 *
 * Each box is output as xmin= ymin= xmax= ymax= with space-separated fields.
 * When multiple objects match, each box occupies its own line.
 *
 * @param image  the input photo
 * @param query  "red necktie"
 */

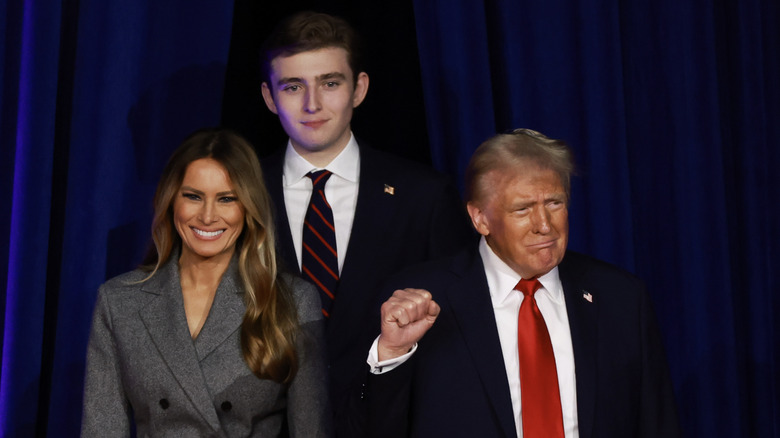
xmin=515 ymin=278 xmax=565 ymax=438
xmin=302 ymin=170 xmax=338 ymax=318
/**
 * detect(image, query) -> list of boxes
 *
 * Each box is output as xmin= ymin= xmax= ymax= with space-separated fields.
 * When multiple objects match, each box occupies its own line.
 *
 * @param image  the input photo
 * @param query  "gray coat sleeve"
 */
xmin=286 ymin=277 xmax=333 ymax=438
xmin=81 ymin=285 xmax=131 ymax=437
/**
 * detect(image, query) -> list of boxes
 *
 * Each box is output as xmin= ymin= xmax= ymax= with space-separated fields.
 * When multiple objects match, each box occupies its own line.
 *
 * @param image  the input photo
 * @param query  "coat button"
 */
xmin=159 ymin=399 xmax=169 ymax=409
xmin=221 ymin=401 xmax=232 ymax=411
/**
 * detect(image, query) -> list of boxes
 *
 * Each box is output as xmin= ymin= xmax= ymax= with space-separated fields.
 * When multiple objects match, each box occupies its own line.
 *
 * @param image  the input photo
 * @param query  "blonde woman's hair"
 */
xmin=144 ymin=128 xmax=298 ymax=383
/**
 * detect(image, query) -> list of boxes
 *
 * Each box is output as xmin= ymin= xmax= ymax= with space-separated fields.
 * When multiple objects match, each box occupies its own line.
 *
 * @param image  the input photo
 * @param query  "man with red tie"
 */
xmin=257 ymin=11 xmax=473 ymax=423
xmin=359 ymin=129 xmax=681 ymax=437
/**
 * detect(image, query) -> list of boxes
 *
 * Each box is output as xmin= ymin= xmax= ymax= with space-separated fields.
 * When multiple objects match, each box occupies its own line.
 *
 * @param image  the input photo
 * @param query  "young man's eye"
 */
xmin=325 ymin=81 xmax=340 ymax=88
xmin=283 ymin=84 xmax=301 ymax=93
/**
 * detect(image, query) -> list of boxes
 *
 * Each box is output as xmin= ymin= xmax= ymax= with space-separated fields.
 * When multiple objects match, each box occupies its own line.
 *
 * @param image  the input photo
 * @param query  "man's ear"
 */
xmin=466 ymin=202 xmax=489 ymax=236
xmin=351 ymin=72 xmax=369 ymax=108
xmin=261 ymin=82 xmax=279 ymax=114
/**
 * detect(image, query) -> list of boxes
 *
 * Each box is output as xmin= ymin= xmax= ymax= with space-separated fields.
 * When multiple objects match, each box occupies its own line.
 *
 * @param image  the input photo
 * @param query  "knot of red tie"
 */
xmin=514 ymin=278 xmax=542 ymax=297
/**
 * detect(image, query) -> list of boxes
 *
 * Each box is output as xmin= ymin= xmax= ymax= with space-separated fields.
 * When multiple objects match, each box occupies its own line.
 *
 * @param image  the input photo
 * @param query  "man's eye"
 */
xmin=283 ymin=85 xmax=301 ymax=92
xmin=325 ymin=81 xmax=339 ymax=88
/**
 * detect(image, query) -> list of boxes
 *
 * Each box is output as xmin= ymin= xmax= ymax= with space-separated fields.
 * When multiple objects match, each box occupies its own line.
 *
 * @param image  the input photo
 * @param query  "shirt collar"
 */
xmin=479 ymin=236 xmax=563 ymax=305
xmin=282 ymin=133 xmax=360 ymax=186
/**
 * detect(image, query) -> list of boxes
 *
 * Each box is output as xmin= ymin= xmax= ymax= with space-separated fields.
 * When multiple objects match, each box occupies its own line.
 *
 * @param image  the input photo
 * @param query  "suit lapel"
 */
xmin=139 ymin=259 xmax=221 ymax=432
xmin=262 ymin=149 xmax=299 ymax=275
xmin=328 ymin=147 xmax=395 ymax=338
xmin=444 ymin=251 xmax=518 ymax=438
xmin=559 ymin=253 xmax=599 ymax=438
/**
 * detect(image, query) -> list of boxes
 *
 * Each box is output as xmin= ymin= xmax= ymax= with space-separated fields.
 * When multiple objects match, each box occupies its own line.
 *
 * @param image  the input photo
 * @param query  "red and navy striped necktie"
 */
xmin=302 ymin=170 xmax=339 ymax=318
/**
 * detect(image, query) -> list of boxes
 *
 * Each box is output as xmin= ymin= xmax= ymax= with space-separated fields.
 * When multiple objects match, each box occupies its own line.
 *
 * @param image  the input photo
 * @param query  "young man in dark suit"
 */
xmin=258 ymin=11 xmax=473 ymax=419
xmin=364 ymin=129 xmax=680 ymax=437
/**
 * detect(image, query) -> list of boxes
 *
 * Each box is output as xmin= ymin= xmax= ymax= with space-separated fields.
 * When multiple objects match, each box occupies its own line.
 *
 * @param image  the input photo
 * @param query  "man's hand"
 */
xmin=377 ymin=288 xmax=440 ymax=361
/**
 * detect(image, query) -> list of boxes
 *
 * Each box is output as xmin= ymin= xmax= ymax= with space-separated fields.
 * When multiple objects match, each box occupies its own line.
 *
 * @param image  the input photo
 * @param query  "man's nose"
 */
xmin=531 ymin=207 xmax=551 ymax=234
xmin=304 ymin=88 xmax=321 ymax=113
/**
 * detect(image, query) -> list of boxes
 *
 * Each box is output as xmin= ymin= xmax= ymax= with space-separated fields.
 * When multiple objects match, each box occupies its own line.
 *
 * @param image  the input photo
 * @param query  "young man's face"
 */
xmin=261 ymin=47 xmax=369 ymax=165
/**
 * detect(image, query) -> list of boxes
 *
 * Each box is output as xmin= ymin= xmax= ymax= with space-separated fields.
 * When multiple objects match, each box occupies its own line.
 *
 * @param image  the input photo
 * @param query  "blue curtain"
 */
xmin=1 ymin=1 xmax=233 ymax=436
xmin=1 ymin=1 xmax=63 ymax=435
xmin=3 ymin=0 xmax=778 ymax=436
xmin=414 ymin=0 xmax=779 ymax=436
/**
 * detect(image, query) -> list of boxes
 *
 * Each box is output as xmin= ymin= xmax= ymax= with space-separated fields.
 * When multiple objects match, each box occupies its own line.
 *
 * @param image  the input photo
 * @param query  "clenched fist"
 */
xmin=377 ymin=288 xmax=440 ymax=361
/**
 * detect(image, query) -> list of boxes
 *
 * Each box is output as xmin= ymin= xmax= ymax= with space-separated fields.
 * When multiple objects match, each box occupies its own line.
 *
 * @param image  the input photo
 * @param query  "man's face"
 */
xmin=467 ymin=163 xmax=569 ymax=279
xmin=261 ymin=47 xmax=369 ymax=163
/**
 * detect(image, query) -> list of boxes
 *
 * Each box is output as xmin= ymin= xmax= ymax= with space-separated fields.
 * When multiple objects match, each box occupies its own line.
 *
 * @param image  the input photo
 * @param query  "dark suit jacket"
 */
xmin=261 ymin=144 xmax=474 ymax=411
xmin=81 ymin=256 xmax=330 ymax=437
xmin=359 ymin=247 xmax=680 ymax=438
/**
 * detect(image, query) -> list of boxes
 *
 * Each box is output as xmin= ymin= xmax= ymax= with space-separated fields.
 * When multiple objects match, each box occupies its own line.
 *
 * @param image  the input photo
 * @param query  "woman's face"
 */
xmin=173 ymin=158 xmax=245 ymax=263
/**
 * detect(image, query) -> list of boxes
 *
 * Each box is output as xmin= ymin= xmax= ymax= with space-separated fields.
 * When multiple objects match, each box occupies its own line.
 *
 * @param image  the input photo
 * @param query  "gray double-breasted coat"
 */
xmin=81 ymin=256 xmax=330 ymax=437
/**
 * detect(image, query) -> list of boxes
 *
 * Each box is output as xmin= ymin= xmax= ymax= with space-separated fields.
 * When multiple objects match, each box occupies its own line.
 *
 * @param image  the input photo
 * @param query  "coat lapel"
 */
xmin=328 ymin=147 xmax=395 ymax=338
xmin=139 ymin=259 xmax=222 ymax=433
xmin=444 ymin=250 xmax=518 ymax=438
xmin=559 ymin=253 xmax=599 ymax=438
xmin=261 ymin=149 xmax=299 ymax=275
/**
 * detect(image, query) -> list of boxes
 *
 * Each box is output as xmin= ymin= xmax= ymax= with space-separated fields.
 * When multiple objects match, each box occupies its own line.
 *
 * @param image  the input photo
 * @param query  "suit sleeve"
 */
xmin=336 ymin=279 xmax=420 ymax=438
xmin=638 ymin=286 xmax=681 ymax=438
xmin=81 ymin=286 xmax=131 ymax=437
xmin=286 ymin=280 xmax=333 ymax=438
xmin=335 ymin=355 xmax=415 ymax=438
xmin=366 ymin=357 xmax=416 ymax=438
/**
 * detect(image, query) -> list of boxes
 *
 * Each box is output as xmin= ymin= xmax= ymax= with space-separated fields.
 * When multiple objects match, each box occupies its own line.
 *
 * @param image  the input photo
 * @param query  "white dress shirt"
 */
xmin=479 ymin=237 xmax=579 ymax=438
xmin=282 ymin=134 xmax=360 ymax=273
xmin=367 ymin=237 xmax=579 ymax=437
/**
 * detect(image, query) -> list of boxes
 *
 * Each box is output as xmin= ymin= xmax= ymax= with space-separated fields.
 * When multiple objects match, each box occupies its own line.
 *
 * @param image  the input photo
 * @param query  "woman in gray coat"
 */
xmin=81 ymin=129 xmax=330 ymax=437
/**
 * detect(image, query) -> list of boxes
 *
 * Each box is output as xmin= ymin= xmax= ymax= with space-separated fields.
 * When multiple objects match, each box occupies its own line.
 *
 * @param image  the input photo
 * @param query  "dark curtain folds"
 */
xmin=415 ymin=0 xmax=779 ymax=436
xmin=1 ymin=1 xmax=65 ymax=435
xmin=1 ymin=1 xmax=233 ymax=436
xmin=2 ymin=0 xmax=778 ymax=436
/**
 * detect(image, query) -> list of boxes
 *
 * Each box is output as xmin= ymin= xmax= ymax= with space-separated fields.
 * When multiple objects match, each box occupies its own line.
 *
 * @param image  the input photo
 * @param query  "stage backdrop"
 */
xmin=2 ymin=0 xmax=778 ymax=437
xmin=410 ymin=2 xmax=779 ymax=437
xmin=1 ymin=0 xmax=233 ymax=436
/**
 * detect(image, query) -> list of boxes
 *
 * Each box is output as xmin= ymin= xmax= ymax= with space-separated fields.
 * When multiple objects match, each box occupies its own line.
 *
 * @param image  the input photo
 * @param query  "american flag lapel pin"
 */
xmin=384 ymin=184 xmax=395 ymax=195
xmin=583 ymin=291 xmax=593 ymax=303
